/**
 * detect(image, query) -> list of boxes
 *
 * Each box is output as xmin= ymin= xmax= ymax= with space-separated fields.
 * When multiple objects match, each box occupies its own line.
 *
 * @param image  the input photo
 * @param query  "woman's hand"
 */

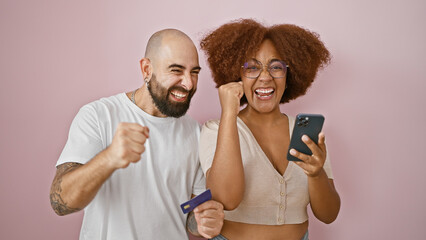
xmin=290 ymin=132 xmax=341 ymax=223
xmin=289 ymin=132 xmax=327 ymax=177
xmin=208 ymin=81 xmax=245 ymax=210
xmin=218 ymin=81 xmax=244 ymax=117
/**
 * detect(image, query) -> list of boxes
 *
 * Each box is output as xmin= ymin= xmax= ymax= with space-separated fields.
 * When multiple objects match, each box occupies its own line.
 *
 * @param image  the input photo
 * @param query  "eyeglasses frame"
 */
xmin=241 ymin=59 xmax=289 ymax=79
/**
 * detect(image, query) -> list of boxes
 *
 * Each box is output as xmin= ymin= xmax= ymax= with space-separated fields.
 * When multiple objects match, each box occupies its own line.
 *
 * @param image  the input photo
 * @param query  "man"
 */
xmin=49 ymin=29 xmax=224 ymax=239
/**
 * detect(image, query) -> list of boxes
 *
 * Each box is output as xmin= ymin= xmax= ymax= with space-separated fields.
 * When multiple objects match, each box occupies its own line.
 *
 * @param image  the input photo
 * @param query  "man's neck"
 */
xmin=127 ymin=87 xmax=167 ymax=118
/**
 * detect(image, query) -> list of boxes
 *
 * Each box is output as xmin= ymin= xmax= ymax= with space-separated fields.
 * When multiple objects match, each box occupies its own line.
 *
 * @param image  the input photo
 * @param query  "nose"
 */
xmin=181 ymin=72 xmax=194 ymax=91
xmin=258 ymin=66 xmax=273 ymax=81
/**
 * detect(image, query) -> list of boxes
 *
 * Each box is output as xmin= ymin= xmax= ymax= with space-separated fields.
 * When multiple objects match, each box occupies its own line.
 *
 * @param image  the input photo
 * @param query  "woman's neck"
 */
xmin=238 ymin=106 xmax=285 ymax=128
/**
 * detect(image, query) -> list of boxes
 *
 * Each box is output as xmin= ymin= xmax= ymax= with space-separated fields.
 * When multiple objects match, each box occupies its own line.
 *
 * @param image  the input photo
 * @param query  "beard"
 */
xmin=147 ymin=74 xmax=195 ymax=118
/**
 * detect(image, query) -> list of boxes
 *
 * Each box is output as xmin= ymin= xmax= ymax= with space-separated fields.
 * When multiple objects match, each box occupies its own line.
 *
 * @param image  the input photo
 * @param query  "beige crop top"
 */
xmin=199 ymin=116 xmax=333 ymax=225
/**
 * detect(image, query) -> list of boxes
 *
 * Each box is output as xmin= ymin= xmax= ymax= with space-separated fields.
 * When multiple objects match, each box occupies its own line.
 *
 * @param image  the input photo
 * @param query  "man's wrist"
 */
xmin=187 ymin=211 xmax=201 ymax=237
xmin=95 ymin=149 xmax=119 ymax=172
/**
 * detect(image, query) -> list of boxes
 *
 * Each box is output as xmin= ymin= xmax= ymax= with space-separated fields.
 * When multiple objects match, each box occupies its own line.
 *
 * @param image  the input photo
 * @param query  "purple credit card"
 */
xmin=180 ymin=189 xmax=212 ymax=214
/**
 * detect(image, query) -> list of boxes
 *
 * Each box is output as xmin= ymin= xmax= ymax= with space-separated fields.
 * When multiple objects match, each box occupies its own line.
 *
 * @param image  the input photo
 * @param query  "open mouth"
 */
xmin=254 ymin=88 xmax=274 ymax=99
xmin=170 ymin=90 xmax=188 ymax=102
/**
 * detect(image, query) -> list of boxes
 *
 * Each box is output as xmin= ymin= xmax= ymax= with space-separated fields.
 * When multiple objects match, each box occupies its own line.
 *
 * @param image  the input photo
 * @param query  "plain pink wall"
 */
xmin=1 ymin=0 xmax=425 ymax=239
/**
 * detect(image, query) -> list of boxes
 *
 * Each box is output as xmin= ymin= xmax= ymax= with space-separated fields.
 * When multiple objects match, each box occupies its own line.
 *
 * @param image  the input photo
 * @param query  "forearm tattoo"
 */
xmin=187 ymin=211 xmax=200 ymax=236
xmin=50 ymin=162 xmax=83 ymax=216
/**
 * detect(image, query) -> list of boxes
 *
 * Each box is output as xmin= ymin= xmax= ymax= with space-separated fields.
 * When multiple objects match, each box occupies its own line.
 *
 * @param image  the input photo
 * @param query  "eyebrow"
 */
xmin=192 ymin=66 xmax=202 ymax=71
xmin=168 ymin=64 xmax=201 ymax=71
xmin=250 ymin=58 xmax=282 ymax=64
xmin=269 ymin=58 xmax=282 ymax=63
xmin=168 ymin=64 xmax=185 ymax=69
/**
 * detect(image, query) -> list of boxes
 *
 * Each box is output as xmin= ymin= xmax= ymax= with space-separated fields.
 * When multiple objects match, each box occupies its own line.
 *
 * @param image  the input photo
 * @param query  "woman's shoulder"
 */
xmin=201 ymin=119 xmax=220 ymax=130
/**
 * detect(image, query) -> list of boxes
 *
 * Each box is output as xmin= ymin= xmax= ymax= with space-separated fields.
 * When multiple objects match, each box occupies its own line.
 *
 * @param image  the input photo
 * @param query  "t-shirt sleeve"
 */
xmin=199 ymin=120 xmax=220 ymax=175
xmin=192 ymin=164 xmax=207 ymax=196
xmin=323 ymin=144 xmax=334 ymax=179
xmin=56 ymin=105 xmax=104 ymax=166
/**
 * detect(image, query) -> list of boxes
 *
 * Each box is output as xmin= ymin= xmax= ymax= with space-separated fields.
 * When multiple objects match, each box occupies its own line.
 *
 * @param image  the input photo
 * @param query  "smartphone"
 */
xmin=287 ymin=113 xmax=325 ymax=161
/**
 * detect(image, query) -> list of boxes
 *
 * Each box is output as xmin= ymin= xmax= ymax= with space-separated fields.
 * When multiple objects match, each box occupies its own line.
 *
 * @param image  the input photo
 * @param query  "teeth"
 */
xmin=255 ymin=88 xmax=274 ymax=94
xmin=171 ymin=91 xmax=186 ymax=98
xmin=256 ymin=93 xmax=273 ymax=97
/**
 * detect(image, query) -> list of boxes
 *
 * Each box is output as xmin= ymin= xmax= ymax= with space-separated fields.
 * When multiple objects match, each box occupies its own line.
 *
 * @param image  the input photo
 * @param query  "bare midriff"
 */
xmin=220 ymin=220 xmax=308 ymax=240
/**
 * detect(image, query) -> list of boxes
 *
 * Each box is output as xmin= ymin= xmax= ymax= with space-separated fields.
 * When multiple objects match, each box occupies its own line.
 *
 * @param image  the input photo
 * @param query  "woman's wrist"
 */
xmin=307 ymin=167 xmax=327 ymax=179
xmin=220 ymin=110 xmax=238 ymax=120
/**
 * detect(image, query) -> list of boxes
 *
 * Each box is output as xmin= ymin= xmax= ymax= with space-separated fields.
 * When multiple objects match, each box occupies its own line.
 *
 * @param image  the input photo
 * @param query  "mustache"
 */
xmin=169 ymin=86 xmax=192 ymax=94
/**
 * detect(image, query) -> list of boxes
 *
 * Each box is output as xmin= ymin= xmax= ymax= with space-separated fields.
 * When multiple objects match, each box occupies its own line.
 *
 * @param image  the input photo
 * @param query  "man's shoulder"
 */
xmin=86 ymin=93 xmax=124 ymax=107
xmin=79 ymin=93 xmax=126 ymax=112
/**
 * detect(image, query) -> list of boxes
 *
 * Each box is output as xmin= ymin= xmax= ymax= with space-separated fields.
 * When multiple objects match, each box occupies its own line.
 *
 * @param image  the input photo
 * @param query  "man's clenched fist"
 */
xmin=104 ymin=122 xmax=149 ymax=169
xmin=194 ymin=200 xmax=224 ymax=239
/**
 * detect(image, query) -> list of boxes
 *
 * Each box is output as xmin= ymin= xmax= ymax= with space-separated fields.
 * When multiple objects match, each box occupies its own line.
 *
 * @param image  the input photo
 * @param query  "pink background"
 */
xmin=1 ymin=0 xmax=425 ymax=239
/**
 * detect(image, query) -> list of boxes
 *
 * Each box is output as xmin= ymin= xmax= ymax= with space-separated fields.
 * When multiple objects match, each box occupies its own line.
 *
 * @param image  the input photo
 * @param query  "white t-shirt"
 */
xmin=57 ymin=93 xmax=205 ymax=240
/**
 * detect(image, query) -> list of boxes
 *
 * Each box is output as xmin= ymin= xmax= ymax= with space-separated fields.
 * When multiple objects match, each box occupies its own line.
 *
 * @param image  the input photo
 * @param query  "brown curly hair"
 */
xmin=200 ymin=19 xmax=331 ymax=104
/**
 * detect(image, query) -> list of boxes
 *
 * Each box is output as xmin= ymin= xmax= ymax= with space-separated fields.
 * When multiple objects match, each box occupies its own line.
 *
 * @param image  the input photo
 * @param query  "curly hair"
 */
xmin=200 ymin=19 xmax=331 ymax=104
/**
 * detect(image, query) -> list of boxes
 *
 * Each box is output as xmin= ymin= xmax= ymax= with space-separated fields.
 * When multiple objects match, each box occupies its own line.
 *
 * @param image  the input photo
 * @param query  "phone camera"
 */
xmin=297 ymin=117 xmax=309 ymax=127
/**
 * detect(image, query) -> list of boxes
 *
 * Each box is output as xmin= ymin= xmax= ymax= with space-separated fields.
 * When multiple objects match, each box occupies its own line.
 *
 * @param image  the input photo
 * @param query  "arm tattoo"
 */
xmin=50 ymin=162 xmax=83 ymax=216
xmin=187 ymin=211 xmax=201 ymax=236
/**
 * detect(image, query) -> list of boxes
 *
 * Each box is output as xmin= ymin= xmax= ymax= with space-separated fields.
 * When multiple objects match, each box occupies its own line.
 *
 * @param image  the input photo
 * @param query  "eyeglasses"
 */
xmin=241 ymin=59 xmax=288 ymax=79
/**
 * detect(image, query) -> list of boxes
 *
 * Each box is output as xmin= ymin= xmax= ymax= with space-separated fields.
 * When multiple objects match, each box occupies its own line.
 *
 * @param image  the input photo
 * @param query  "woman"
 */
xmin=199 ymin=19 xmax=340 ymax=240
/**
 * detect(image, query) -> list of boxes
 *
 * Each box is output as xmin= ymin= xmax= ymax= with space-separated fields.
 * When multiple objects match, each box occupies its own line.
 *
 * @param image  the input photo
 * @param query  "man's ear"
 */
xmin=140 ymin=58 xmax=152 ymax=79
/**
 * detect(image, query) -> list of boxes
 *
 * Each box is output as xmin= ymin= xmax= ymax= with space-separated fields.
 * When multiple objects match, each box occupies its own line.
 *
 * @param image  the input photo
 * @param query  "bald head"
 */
xmin=138 ymin=29 xmax=200 ymax=118
xmin=145 ymin=29 xmax=196 ymax=63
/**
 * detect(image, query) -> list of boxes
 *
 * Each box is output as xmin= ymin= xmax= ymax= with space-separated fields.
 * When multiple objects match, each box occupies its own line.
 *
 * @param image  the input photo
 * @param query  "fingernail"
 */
xmin=290 ymin=149 xmax=297 ymax=155
xmin=302 ymin=135 xmax=309 ymax=142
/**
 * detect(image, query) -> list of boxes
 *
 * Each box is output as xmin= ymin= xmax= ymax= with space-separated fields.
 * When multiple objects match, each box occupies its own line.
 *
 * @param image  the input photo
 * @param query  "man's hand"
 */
xmin=50 ymin=122 xmax=149 ymax=216
xmin=104 ymin=122 xmax=149 ymax=170
xmin=193 ymin=200 xmax=224 ymax=239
